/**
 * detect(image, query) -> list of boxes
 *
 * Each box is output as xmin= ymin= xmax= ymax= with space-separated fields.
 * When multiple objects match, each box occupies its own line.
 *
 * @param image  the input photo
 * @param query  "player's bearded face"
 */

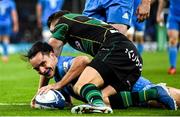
xmin=30 ymin=52 xmax=57 ymax=78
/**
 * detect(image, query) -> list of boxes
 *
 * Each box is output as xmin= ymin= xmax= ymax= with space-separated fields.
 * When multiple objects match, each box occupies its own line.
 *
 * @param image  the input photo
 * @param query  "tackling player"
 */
xmin=157 ymin=0 xmax=180 ymax=75
xmin=0 ymin=0 xmax=19 ymax=63
xmin=39 ymin=11 xmax=178 ymax=113
xmin=36 ymin=0 xmax=64 ymax=42
xmin=26 ymin=41 xmax=177 ymax=113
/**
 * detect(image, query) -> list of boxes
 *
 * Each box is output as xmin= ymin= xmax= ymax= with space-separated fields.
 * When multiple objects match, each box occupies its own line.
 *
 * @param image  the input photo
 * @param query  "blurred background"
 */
xmin=0 ymin=0 xmax=170 ymax=54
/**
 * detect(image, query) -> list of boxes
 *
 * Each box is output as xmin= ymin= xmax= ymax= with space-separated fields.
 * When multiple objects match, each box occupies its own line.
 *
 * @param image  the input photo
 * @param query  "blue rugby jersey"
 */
xmin=0 ymin=0 xmax=16 ymax=26
xmin=169 ymin=0 xmax=180 ymax=16
xmin=37 ymin=0 xmax=64 ymax=27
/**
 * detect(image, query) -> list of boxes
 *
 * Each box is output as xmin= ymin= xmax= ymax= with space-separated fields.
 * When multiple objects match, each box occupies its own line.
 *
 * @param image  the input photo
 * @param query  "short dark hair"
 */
xmin=25 ymin=41 xmax=54 ymax=60
xmin=47 ymin=10 xmax=70 ymax=28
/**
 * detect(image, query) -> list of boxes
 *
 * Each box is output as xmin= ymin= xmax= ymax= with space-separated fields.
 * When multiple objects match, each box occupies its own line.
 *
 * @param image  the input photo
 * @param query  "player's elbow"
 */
xmin=75 ymin=56 xmax=91 ymax=67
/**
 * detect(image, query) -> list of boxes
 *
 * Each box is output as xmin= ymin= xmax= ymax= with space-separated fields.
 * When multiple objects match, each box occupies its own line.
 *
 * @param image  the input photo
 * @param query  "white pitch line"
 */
xmin=0 ymin=103 xmax=28 ymax=106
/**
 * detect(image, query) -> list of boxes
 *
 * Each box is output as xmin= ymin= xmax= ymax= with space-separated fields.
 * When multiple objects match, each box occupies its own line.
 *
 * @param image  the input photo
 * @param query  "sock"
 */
xmin=2 ymin=42 xmax=8 ymax=56
xmin=133 ymin=88 xmax=158 ymax=103
xmin=109 ymin=88 xmax=158 ymax=109
xmin=168 ymin=46 xmax=177 ymax=68
xmin=80 ymin=83 xmax=105 ymax=107
xmin=137 ymin=43 xmax=143 ymax=55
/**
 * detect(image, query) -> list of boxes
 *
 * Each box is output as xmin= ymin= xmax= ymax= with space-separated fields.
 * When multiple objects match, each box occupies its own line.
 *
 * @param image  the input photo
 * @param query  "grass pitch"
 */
xmin=0 ymin=51 xmax=180 ymax=116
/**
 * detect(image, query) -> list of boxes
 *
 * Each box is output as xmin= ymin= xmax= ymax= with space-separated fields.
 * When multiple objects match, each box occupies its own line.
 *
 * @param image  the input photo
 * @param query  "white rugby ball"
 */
xmin=35 ymin=89 xmax=65 ymax=109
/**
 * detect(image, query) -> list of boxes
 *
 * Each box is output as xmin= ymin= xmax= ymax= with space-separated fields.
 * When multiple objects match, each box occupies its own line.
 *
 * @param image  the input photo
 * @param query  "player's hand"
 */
xmin=13 ymin=24 xmax=19 ymax=33
xmin=30 ymin=96 xmax=36 ymax=108
xmin=38 ymin=84 xmax=57 ymax=95
xmin=37 ymin=19 xmax=42 ymax=29
xmin=156 ymin=13 xmax=164 ymax=24
xmin=136 ymin=0 xmax=151 ymax=22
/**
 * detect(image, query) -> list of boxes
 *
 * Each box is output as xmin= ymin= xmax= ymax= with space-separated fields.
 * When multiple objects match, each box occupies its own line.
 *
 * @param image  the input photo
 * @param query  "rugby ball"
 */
xmin=35 ymin=89 xmax=65 ymax=109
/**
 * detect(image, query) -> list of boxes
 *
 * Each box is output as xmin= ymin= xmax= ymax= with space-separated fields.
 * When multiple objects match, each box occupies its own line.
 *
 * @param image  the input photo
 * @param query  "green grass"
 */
xmin=0 ymin=51 xmax=180 ymax=116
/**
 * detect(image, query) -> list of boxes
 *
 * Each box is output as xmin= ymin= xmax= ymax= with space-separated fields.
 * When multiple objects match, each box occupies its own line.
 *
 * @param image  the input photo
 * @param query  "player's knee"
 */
xmin=73 ymin=82 xmax=83 ymax=95
xmin=169 ymin=38 xmax=178 ymax=46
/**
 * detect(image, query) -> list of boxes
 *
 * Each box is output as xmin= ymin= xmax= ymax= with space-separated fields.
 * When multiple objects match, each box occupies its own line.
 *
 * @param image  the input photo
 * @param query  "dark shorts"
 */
xmin=88 ymin=33 xmax=143 ymax=92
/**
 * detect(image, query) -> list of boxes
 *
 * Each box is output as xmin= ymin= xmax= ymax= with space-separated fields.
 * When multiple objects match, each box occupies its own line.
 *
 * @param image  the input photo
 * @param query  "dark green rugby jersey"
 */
xmin=52 ymin=13 xmax=118 ymax=56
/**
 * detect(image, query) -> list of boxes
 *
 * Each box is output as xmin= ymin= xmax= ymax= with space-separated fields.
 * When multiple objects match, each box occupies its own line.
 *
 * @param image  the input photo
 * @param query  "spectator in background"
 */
xmin=0 ymin=0 xmax=19 ymax=63
xmin=82 ymin=0 xmax=151 ymax=35
xmin=157 ymin=0 xmax=180 ymax=75
xmin=36 ymin=0 xmax=64 ymax=42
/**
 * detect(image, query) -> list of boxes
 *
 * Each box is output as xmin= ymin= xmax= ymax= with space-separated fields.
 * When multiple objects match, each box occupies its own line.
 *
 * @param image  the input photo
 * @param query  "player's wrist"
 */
xmin=141 ymin=0 xmax=151 ymax=4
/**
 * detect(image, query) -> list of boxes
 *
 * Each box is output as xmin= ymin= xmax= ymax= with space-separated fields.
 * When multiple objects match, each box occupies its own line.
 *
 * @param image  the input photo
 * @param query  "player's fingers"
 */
xmin=30 ymin=100 xmax=35 ymax=108
xmin=138 ymin=13 xmax=148 ymax=22
xmin=44 ymin=87 xmax=51 ymax=94
xmin=38 ymin=87 xmax=46 ymax=95
xmin=137 ymin=15 xmax=144 ymax=22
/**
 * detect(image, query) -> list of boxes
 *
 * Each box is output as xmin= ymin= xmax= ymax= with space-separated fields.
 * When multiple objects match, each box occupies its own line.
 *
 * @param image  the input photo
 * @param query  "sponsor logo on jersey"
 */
xmin=75 ymin=41 xmax=83 ymax=51
xmin=125 ymin=48 xmax=142 ymax=71
xmin=122 ymin=12 xmax=129 ymax=19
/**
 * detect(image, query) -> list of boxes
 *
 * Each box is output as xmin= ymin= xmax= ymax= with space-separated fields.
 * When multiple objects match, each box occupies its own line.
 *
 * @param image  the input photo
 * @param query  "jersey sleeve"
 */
xmin=37 ymin=0 xmax=43 ymax=5
xmin=52 ymin=23 xmax=69 ymax=42
xmin=55 ymin=56 xmax=75 ymax=81
xmin=10 ymin=0 xmax=16 ymax=11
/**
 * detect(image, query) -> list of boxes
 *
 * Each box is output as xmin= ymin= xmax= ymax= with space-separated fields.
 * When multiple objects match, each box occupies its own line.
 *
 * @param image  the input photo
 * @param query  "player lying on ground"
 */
xmin=25 ymin=41 xmax=178 ymax=113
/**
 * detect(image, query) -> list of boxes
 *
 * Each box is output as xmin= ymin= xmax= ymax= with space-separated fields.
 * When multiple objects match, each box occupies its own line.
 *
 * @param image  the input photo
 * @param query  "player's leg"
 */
xmin=72 ymin=66 xmax=113 ymax=114
xmin=134 ymin=21 xmax=146 ymax=55
xmin=102 ymin=84 xmax=177 ymax=110
xmin=101 ymin=76 xmax=177 ymax=110
xmin=167 ymin=29 xmax=178 ymax=75
xmin=105 ymin=0 xmax=133 ymax=34
xmin=0 ymin=25 xmax=11 ymax=63
xmin=168 ymin=86 xmax=180 ymax=107
xmin=166 ymin=15 xmax=179 ymax=75
xmin=1 ymin=35 xmax=10 ymax=62
xmin=101 ymin=76 xmax=154 ymax=109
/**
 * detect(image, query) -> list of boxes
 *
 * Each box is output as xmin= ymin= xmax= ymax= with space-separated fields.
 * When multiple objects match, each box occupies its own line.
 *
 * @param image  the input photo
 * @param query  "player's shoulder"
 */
xmin=63 ymin=13 xmax=84 ymax=19
xmin=58 ymin=56 xmax=75 ymax=62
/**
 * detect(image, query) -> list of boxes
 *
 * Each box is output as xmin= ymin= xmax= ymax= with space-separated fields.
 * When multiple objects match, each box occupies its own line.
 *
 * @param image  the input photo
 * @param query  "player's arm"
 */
xmin=48 ymin=38 xmax=64 ymax=57
xmin=38 ymin=56 xmax=91 ymax=94
xmin=136 ymin=0 xmax=151 ymax=22
xmin=54 ymin=56 xmax=91 ymax=90
xmin=48 ymin=23 xmax=69 ymax=56
xmin=156 ymin=0 xmax=166 ymax=24
xmin=36 ymin=2 xmax=42 ymax=28
xmin=31 ymin=75 xmax=50 ymax=108
xmin=11 ymin=6 xmax=19 ymax=33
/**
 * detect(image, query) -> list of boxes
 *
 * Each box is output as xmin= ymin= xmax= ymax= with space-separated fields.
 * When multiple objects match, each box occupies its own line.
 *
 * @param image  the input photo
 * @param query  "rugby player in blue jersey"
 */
xmin=82 ymin=0 xmax=151 ymax=35
xmin=0 ymin=0 xmax=19 ymax=62
xmin=127 ymin=0 xmax=146 ymax=55
xmin=26 ymin=41 xmax=178 ymax=113
xmin=157 ymin=0 xmax=180 ymax=75
xmin=36 ymin=0 xmax=64 ymax=42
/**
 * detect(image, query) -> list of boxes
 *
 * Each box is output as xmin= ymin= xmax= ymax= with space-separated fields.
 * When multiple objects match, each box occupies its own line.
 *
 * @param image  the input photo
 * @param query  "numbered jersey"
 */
xmin=0 ymin=0 xmax=16 ymax=26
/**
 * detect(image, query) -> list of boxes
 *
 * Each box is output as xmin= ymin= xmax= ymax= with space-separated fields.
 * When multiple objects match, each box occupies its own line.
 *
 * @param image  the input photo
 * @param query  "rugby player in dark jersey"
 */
xmin=36 ymin=11 xmax=177 ymax=113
